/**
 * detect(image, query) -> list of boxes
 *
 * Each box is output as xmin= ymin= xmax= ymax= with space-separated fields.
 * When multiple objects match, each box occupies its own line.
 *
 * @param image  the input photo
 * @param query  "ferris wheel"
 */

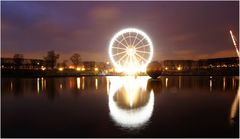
xmin=109 ymin=28 xmax=153 ymax=73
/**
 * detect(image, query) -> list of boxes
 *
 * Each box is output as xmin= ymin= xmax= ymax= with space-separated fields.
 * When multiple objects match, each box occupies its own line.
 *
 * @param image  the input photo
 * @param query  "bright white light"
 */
xmin=77 ymin=77 xmax=80 ymax=89
xmin=107 ymin=76 xmax=154 ymax=128
xmin=109 ymin=28 xmax=153 ymax=74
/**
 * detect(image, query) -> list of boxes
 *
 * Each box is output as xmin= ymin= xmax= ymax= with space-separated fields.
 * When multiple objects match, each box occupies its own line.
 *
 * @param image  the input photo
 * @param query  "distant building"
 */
xmin=1 ymin=58 xmax=45 ymax=70
xmin=163 ymin=57 xmax=239 ymax=71
xmin=198 ymin=57 xmax=239 ymax=69
xmin=163 ymin=60 xmax=197 ymax=71
xmin=82 ymin=61 xmax=96 ymax=71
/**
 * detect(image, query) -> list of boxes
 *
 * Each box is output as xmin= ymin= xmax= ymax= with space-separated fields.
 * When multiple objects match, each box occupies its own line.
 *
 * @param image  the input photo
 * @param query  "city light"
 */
xmin=41 ymin=66 xmax=46 ymax=71
xmin=58 ymin=67 xmax=64 ymax=71
xmin=165 ymin=67 xmax=168 ymax=70
xmin=76 ymin=67 xmax=81 ymax=71
xmin=177 ymin=66 xmax=182 ymax=71
xmin=109 ymin=28 xmax=153 ymax=74
xmin=81 ymin=67 xmax=85 ymax=71
xmin=94 ymin=67 xmax=99 ymax=71
xmin=69 ymin=65 xmax=74 ymax=69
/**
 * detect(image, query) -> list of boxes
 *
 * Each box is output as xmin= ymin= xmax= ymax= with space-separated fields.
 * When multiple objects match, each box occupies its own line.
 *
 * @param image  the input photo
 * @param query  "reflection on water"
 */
xmin=230 ymin=85 xmax=239 ymax=126
xmin=2 ymin=76 xmax=239 ymax=98
xmin=95 ymin=78 xmax=98 ymax=90
xmin=77 ymin=77 xmax=80 ymax=90
xmin=1 ymin=76 xmax=239 ymax=137
xmin=107 ymin=76 xmax=154 ymax=129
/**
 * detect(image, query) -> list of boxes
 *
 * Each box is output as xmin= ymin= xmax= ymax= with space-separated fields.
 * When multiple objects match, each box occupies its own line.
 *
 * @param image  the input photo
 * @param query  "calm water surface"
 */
xmin=2 ymin=76 xmax=239 ymax=137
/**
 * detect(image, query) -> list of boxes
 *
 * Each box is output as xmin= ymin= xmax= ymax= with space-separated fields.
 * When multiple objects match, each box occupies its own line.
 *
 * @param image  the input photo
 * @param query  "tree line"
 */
xmin=12 ymin=50 xmax=82 ymax=69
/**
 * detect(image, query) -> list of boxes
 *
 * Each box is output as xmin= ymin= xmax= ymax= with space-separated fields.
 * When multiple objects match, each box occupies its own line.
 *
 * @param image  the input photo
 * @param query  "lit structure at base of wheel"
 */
xmin=109 ymin=28 xmax=153 ymax=74
xmin=107 ymin=76 xmax=154 ymax=129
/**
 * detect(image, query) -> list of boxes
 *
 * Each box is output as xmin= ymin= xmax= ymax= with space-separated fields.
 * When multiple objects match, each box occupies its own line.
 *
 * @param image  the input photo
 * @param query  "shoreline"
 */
xmin=1 ymin=68 xmax=239 ymax=78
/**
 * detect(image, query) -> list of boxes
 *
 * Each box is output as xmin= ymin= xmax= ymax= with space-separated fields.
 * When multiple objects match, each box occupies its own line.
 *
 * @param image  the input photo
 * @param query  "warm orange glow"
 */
xmin=41 ymin=66 xmax=46 ymax=71
xmin=165 ymin=67 xmax=168 ymax=70
xmin=95 ymin=67 xmax=99 ymax=71
xmin=58 ymin=67 xmax=64 ymax=71
xmin=177 ymin=66 xmax=182 ymax=71
xmin=106 ymin=61 xmax=110 ymax=65
xmin=81 ymin=67 xmax=85 ymax=71
xmin=76 ymin=67 xmax=81 ymax=71
xmin=69 ymin=65 xmax=74 ymax=69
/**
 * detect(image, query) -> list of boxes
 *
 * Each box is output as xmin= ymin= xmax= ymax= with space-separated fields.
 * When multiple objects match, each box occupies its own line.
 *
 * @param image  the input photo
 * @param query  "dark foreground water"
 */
xmin=1 ymin=76 xmax=239 ymax=137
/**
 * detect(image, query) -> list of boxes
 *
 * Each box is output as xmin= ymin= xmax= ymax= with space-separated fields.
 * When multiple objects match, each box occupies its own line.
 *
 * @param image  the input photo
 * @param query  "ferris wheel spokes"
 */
xmin=135 ymin=44 xmax=150 ymax=49
xmin=132 ymin=33 xmax=138 ymax=47
xmin=135 ymin=50 xmax=151 ymax=54
xmin=109 ymin=28 xmax=153 ymax=73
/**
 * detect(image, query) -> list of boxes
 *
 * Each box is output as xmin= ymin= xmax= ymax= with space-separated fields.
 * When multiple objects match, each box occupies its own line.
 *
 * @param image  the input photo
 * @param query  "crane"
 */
xmin=229 ymin=30 xmax=239 ymax=57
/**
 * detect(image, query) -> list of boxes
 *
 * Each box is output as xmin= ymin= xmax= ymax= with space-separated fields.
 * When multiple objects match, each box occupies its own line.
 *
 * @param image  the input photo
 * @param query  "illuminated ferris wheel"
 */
xmin=109 ymin=28 xmax=153 ymax=73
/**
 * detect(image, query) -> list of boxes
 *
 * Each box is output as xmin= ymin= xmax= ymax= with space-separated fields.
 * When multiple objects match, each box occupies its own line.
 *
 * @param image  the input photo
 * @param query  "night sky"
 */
xmin=1 ymin=1 xmax=239 ymax=63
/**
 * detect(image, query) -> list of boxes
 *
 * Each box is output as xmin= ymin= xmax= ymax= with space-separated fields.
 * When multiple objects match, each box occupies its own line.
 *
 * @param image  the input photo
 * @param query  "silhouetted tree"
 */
xmin=70 ymin=53 xmax=81 ymax=67
xmin=44 ymin=50 xmax=59 ymax=69
xmin=13 ymin=54 xmax=24 ymax=69
xmin=57 ymin=60 xmax=68 ymax=68
xmin=62 ymin=60 xmax=68 ymax=68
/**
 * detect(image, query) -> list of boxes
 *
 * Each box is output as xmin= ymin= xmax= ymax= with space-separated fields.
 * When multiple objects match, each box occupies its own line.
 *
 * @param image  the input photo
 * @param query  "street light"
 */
xmin=58 ymin=67 xmax=64 ymax=71
xmin=177 ymin=66 xmax=182 ymax=71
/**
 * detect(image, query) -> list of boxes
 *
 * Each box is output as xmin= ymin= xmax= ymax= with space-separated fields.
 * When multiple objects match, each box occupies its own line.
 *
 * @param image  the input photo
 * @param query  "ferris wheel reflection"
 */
xmin=107 ymin=76 xmax=154 ymax=129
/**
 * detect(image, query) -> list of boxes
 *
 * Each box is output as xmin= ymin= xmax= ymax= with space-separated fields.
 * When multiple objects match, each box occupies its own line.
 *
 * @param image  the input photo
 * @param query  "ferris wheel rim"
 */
xmin=109 ymin=28 xmax=153 ymax=71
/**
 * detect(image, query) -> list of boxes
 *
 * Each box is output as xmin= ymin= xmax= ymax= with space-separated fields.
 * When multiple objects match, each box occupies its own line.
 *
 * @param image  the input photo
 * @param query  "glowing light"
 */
xmin=82 ymin=77 xmax=85 ymax=90
xmin=230 ymin=86 xmax=240 ymax=125
xmin=60 ymin=84 xmax=63 ymax=89
xmin=81 ymin=67 xmax=85 ymax=71
xmin=37 ymin=78 xmax=40 ymax=94
xmin=106 ymin=61 xmax=110 ymax=65
xmin=177 ymin=66 xmax=182 ymax=71
xmin=230 ymin=30 xmax=239 ymax=57
xmin=69 ymin=65 xmax=74 ymax=69
xmin=94 ymin=67 xmax=99 ymax=71
xmin=77 ymin=77 xmax=80 ymax=89
xmin=58 ymin=67 xmax=64 ymax=71
xmin=165 ymin=78 xmax=168 ymax=88
xmin=41 ymin=66 xmax=46 ymax=71
xmin=76 ymin=67 xmax=81 ymax=71
xmin=210 ymin=79 xmax=212 ymax=92
xmin=109 ymin=28 xmax=153 ymax=74
xmin=41 ymin=78 xmax=44 ymax=90
xmin=165 ymin=67 xmax=168 ymax=70
xmin=95 ymin=78 xmax=98 ymax=90
xmin=108 ymin=76 xmax=154 ymax=128
xmin=223 ymin=77 xmax=226 ymax=91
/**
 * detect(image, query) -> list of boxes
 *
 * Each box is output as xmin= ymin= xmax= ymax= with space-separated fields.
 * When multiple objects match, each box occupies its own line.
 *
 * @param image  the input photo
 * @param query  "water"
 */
xmin=1 ymin=76 xmax=239 ymax=137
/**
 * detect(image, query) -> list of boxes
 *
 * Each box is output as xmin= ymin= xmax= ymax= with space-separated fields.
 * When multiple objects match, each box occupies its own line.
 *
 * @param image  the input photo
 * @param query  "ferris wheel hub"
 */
xmin=127 ymin=48 xmax=136 ymax=56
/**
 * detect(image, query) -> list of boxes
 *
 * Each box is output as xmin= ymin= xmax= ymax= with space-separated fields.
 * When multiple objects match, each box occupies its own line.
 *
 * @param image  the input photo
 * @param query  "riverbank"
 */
xmin=1 ymin=68 xmax=239 ymax=77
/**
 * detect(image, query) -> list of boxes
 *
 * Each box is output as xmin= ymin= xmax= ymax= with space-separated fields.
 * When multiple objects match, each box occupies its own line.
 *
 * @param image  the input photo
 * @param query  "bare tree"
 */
xmin=70 ymin=53 xmax=81 ymax=67
xmin=58 ymin=60 xmax=68 ymax=68
xmin=44 ymin=50 xmax=59 ymax=69
xmin=13 ymin=54 xmax=24 ymax=69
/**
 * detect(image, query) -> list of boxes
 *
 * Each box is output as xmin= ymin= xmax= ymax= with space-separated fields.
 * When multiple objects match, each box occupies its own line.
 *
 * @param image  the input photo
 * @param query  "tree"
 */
xmin=70 ymin=53 xmax=81 ymax=67
xmin=62 ymin=60 xmax=68 ymax=68
xmin=44 ymin=50 xmax=59 ymax=69
xmin=13 ymin=54 xmax=24 ymax=69
xmin=57 ymin=60 xmax=68 ymax=68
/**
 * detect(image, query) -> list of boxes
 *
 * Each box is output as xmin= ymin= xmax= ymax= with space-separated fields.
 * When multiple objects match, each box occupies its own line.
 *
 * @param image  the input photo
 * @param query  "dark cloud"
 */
xmin=1 ymin=1 xmax=239 ymax=62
